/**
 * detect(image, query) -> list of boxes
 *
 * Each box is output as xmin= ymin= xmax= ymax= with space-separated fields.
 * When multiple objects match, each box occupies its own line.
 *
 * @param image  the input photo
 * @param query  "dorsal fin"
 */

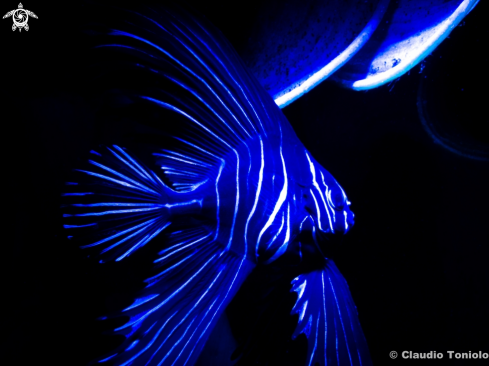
xmin=84 ymin=2 xmax=294 ymax=156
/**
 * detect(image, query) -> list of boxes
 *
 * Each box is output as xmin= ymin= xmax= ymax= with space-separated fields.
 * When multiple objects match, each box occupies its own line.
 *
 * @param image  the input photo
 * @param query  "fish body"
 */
xmin=62 ymin=4 xmax=366 ymax=366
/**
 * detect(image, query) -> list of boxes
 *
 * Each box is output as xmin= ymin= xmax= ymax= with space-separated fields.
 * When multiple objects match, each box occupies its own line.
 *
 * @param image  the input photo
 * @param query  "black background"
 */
xmin=1 ymin=1 xmax=488 ymax=365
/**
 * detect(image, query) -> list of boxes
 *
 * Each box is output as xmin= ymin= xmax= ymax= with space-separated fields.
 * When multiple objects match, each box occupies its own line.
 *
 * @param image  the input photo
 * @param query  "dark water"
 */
xmin=2 ymin=1 xmax=487 ymax=365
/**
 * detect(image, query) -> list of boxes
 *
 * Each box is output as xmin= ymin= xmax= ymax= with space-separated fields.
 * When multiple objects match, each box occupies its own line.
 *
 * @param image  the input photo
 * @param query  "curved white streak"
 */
xmin=214 ymin=160 xmax=225 ymax=241
xmin=328 ymin=275 xmax=353 ymax=365
xmin=321 ymin=272 xmax=328 ymax=366
xmin=273 ymin=0 xmax=390 ymax=108
xmin=226 ymin=149 xmax=240 ymax=251
xmin=307 ymin=315 xmax=320 ymax=366
xmin=306 ymin=153 xmax=334 ymax=233
xmin=246 ymin=137 xmax=264 ymax=258
xmin=163 ymin=24 xmax=253 ymax=139
xmin=160 ymin=150 xmax=212 ymax=167
xmin=153 ymin=270 xmax=224 ymax=366
xmin=141 ymin=97 xmax=232 ymax=150
xmin=163 ymin=75 xmax=246 ymax=145
xmin=116 ymin=221 xmax=171 ymax=261
xmin=154 ymin=233 xmax=212 ymax=263
xmin=111 ymin=28 xmax=251 ymax=140
xmin=325 ymin=188 xmax=336 ymax=225
xmin=193 ymin=22 xmax=264 ymax=129
xmin=109 ymin=146 xmax=156 ymax=184
xmin=180 ymin=22 xmax=262 ymax=136
xmin=320 ymin=171 xmax=337 ymax=224
xmin=174 ymin=137 xmax=221 ymax=160
xmin=265 ymin=211 xmax=285 ymax=250
xmin=310 ymin=189 xmax=322 ymax=231
xmin=185 ymin=256 xmax=247 ymax=364
xmin=180 ymin=297 xmax=219 ymax=366
xmin=88 ymin=160 xmax=159 ymax=195
xmin=263 ymin=202 xmax=291 ymax=264
xmin=115 ymin=253 xmax=217 ymax=332
xmin=118 ymin=313 xmax=177 ymax=366
xmin=298 ymin=216 xmax=308 ymax=233
xmin=256 ymin=143 xmax=288 ymax=254
xmin=346 ymin=0 xmax=479 ymax=90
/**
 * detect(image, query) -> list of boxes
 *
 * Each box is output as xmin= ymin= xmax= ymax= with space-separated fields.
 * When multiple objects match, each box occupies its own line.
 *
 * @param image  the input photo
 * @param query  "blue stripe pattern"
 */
xmin=61 ymin=4 xmax=366 ymax=366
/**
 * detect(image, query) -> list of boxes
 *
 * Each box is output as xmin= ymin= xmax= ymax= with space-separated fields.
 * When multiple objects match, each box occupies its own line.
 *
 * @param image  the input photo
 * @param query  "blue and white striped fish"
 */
xmin=62 ymin=4 xmax=370 ymax=366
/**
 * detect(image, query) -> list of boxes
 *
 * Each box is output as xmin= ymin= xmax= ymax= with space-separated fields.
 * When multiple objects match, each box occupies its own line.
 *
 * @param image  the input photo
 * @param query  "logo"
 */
xmin=3 ymin=3 xmax=37 ymax=32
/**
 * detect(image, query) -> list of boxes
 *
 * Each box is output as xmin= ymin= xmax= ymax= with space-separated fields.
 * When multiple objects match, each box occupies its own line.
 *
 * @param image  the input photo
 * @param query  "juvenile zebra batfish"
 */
xmin=62 ymin=3 xmax=370 ymax=366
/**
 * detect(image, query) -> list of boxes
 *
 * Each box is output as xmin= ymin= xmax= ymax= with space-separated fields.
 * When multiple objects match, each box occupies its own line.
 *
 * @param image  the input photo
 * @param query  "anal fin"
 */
xmin=97 ymin=227 xmax=254 ymax=366
xmin=291 ymin=260 xmax=372 ymax=366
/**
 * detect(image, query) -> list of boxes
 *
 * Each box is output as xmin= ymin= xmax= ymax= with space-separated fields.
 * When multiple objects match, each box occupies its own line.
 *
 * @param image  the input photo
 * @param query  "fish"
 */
xmin=62 ymin=3 xmax=370 ymax=366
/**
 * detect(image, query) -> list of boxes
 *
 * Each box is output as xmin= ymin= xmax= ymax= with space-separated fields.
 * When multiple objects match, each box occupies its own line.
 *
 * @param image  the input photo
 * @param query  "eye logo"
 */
xmin=3 ymin=3 xmax=37 ymax=32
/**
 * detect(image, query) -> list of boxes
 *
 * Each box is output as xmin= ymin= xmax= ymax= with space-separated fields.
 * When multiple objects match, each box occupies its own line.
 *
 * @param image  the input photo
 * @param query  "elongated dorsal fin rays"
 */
xmin=86 ymin=3 xmax=292 ymax=155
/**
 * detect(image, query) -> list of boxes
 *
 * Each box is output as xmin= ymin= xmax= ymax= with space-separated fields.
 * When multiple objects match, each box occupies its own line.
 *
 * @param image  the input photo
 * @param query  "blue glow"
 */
xmin=116 ymin=222 xmax=171 ymax=261
xmin=186 ymin=257 xmax=248 ymax=362
xmin=154 ymin=233 xmax=212 ymax=263
xmin=88 ymin=160 xmax=158 ymax=194
xmin=123 ymin=294 xmax=160 ymax=312
xmin=62 ymin=192 xmax=94 ymax=196
xmin=245 ymin=136 xmax=264 ymax=258
xmin=116 ymin=254 xmax=217 ymax=332
xmin=306 ymin=153 xmax=334 ymax=233
xmin=321 ymin=273 xmax=327 ymax=357
xmin=151 ymin=271 xmax=224 ymax=365
xmin=80 ymin=218 xmax=158 ymax=249
xmin=75 ymin=169 xmax=150 ymax=195
xmin=172 ymin=22 xmax=259 ymax=137
xmin=225 ymin=149 xmax=240 ymax=252
xmin=110 ymin=27 xmax=251 ymax=143
xmin=308 ymin=316 xmax=319 ymax=366
xmin=61 ymin=4 xmax=370 ymax=365
xmin=141 ymin=97 xmax=233 ymax=150
xmin=265 ymin=211 xmax=285 ymax=250
xmin=112 ymin=145 xmax=157 ymax=184
xmin=98 ymin=354 xmax=117 ymax=363
xmin=264 ymin=203 xmax=291 ymax=265
xmin=299 ymin=300 xmax=308 ymax=323
xmin=334 ymin=0 xmax=479 ymax=91
xmin=256 ymin=141 xmax=288 ymax=254
xmin=328 ymin=274 xmax=353 ymax=365
xmin=125 ymin=340 xmax=139 ymax=351
xmin=63 ymin=223 xmax=96 ymax=229
xmin=64 ymin=206 xmax=161 ymax=217
xmin=118 ymin=312 xmax=177 ymax=366
xmin=163 ymin=74 xmax=247 ymax=145
xmin=271 ymin=0 xmax=390 ymax=107
xmin=154 ymin=152 xmax=210 ymax=168
xmin=179 ymin=297 xmax=219 ymax=365
xmin=213 ymin=160 xmax=225 ymax=241
xmin=100 ymin=223 xmax=157 ymax=255
xmin=158 ymin=27 xmax=253 ymax=141
xmin=145 ymin=255 xmax=193 ymax=287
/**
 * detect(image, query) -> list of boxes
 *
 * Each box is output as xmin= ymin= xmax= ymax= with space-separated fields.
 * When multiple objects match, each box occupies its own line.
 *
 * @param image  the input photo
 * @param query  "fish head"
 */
xmin=303 ymin=152 xmax=354 ymax=237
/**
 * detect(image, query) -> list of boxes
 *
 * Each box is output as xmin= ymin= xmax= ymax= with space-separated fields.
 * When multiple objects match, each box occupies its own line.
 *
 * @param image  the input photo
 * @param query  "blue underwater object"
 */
xmin=238 ymin=0 xmax=479 ymax=107
xmin=62 ymin=3 xmax=369 ymax=366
